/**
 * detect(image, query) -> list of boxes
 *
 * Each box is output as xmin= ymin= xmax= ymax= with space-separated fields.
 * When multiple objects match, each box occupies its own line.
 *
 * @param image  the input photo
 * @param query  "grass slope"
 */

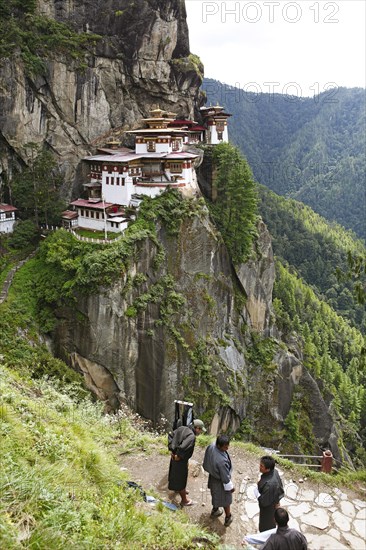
xmin=0 ymin=260 xmax=218 ymax=549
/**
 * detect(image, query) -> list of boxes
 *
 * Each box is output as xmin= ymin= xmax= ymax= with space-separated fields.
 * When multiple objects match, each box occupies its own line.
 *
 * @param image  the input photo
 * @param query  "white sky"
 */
xmin=185 ymin=0 xmax=366 ymax=97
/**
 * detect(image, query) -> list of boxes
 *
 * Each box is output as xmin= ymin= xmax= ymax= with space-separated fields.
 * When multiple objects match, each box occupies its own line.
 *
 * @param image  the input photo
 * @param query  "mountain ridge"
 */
xmin=203 ymin=78 xmax=366 ymax=240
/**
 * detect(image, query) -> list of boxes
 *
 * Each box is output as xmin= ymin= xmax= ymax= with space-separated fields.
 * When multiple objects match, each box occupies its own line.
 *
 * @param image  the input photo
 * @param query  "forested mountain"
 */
xmin=258 ymin=185 xmax=366 ymax=333
xmin=203 ymin=79 xmax=366 ymax=240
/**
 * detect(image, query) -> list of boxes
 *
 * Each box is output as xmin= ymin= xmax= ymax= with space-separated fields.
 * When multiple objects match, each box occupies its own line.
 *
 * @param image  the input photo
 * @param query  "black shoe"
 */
xmin=210 ymin=507 xmax=223 ymax=517
xmin=224 ymin=514 xmax=233 ymax=527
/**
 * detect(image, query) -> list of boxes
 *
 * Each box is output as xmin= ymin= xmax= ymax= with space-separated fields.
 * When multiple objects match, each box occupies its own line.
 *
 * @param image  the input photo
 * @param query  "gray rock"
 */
xmin=331 ymin=510 xmax=351 ymax=532
xmin=302 ymin=509 xmax=330 ymax=530
xmin=305 ymin=534 xmax=348 ymax=549
xmin=353 ymin=519 xmax=366 ymax=539
xmin=315 ymin=492 xmax=335 ymax=507
xmin=342 ymin=531 xmax=366 ymax=549
xmin=340 ymin=500 xmax=356 ymax=518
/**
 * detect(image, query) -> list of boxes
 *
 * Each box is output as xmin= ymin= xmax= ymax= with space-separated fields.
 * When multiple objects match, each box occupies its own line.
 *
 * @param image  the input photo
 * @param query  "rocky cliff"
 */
xmin=0 ymin=0 xmax=202 ymax=198
xmin=51 ymin=197 xmax=342 ymax=461
xmin=1 ymin=1 xmax=344 ymax=461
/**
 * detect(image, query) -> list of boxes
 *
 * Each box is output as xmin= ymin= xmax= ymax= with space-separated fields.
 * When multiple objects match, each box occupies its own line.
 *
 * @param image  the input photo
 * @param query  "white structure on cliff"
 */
xmin=0 ymin=203 xmax=17 ymax=233
xmin=62 ymin=106 xmax=230 ymax=233
xmin=200 ymin=104 xmax=231 ymax=144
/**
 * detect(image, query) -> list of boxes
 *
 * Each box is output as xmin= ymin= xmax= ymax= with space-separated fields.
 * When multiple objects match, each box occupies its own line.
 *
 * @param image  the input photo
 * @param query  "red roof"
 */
xmin=70 ymin=199 xmax=114 ymax=210
xmin=169 ymin=119 xmax=195 ymax=126
xmin=61 ymin=210 xmax=78 ymax=220
xmin=0 ymin=203 xmax=17 ymax=213
xmin=189 ymin=126 xmax=206 ymax=131
xmin=168 ymin=120 xmax=206 ymax=130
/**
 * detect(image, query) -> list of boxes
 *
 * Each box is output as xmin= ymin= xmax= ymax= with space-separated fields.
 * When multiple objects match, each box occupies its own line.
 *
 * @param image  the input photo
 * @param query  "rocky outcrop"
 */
xmin=52 ymin=204 xmax=341 ymax=460
xmin=0 ymin=0 xmax=202 ymax=198
xmin=235 ymin=220 xmax=275 ymax=333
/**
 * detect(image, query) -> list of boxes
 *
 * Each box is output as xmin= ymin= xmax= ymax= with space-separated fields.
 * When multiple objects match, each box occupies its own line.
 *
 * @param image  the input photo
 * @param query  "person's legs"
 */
xmin=179 ymin=488 xmax=190 ymax=505
xmin=224 ymin=505 xmax=233 ymax=526
xmin=211 ymin=507 xmax=223 ymax=517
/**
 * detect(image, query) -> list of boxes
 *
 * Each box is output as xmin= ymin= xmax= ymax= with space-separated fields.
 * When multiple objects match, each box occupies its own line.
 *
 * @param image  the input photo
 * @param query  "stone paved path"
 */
xmin=240 ymin=469 xmax=366 ymax=549
xmin=0 ymin=252 xmax=35 ymax=304
xmin=122 ymin=445 xmax=366 ymax=549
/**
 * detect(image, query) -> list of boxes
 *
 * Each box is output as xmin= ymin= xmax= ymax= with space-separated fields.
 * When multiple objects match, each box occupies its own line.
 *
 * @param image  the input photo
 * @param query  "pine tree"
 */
xmin=211 ymin=143 xmax=258 ymax=264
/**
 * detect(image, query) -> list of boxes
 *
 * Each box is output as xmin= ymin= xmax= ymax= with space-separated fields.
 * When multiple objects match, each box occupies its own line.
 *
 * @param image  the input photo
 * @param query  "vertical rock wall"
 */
xmin=0 ymin=0 xmax=202 ymax=198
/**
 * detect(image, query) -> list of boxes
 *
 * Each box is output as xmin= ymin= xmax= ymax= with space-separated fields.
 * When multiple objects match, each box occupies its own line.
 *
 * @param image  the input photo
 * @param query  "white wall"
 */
xmin=102 ymin=172 xmax=133 ymax=205
xmin=0 ymin=219 xmax=16 ymax=233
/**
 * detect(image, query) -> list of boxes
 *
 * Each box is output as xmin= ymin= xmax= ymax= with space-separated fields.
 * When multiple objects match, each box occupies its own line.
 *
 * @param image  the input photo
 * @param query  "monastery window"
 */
xmin=169 ymin=163 xmax=183 ymax=173
xmin=217 ymin=132 xmax=223 ymax=141
xmin=90 ymin=211 xmax=94 ymax=218
xmin=5 ymin=212 xmax=13 ymax=219
xmin=85 ymin=210 xmax=89 ymax=217
xmin=96 ymin=212 xmax=100 ymax=219
xmin=80 ymin=209 xmax=84 ymax=216
xmin=147 ymin=141 xmax=156 ymax=152
xmin=110 ymin=177 xmax=114 ymax=185
xmin=106 ymin=177 xmax=109 ymax=185
xmin=172 ymin=140 xmax=180 ymax=151
xmin=116 ymin=177 xmax=120 ymax=186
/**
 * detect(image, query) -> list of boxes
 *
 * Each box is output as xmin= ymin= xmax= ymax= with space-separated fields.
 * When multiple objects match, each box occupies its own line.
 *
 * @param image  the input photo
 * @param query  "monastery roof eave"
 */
xmin=0 ymin=203 xmax=18 ymax=213
xmin=70 ymin=199 xmax=115 ymax=210
xmin=126 ymin=128 xmax=188 ymax=135
xmin=84 ymin=152 xmax=198 ymax=162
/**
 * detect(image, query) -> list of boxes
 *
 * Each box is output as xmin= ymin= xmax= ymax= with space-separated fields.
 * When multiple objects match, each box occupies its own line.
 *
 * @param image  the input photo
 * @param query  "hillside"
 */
xmin=257 ymin=185 xmax=366 ymax=332
xmin=1 ymin=336 xmax=365 ymax=548
xmin=202 ymin=78 xmax=366 ymax=240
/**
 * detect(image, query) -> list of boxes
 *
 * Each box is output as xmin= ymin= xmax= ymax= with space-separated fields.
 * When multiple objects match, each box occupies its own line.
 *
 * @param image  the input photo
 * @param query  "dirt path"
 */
xmin=121 ymin=444 xmax=259 ymax=548
xmin=120 ymin=443 xmax=366 ymax=549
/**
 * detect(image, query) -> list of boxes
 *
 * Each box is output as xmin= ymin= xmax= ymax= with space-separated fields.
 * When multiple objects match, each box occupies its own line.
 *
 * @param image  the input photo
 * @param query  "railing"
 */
xmin=277 ymin=450 xmax=336 ymax=474
xmin=40 ymin=225 xmax=123 ymax=245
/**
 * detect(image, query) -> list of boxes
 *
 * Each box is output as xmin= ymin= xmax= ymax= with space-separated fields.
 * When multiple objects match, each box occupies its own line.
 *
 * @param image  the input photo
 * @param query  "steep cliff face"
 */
xmin=52 ymin=203 xmax=341 ymax=460
xmin=0 ymin=0 xmax=202 ymax=197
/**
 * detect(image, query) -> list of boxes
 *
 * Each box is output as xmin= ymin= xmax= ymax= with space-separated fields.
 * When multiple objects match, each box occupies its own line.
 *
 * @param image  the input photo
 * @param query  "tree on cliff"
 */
xmin=11 ymin=144 xmax=66 ymax=227
xmin=211 ymin=142 xmax=258 ymax=264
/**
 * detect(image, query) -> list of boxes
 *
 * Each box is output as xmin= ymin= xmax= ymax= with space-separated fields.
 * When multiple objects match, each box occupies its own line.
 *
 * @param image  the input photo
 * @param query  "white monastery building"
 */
xmin=0 ymin=203 xmax=18 ymax=233
xmin=62 ymin=105 xmax=231 ymax=233
xmin=200 ymin=105 xmax=231 ymax=144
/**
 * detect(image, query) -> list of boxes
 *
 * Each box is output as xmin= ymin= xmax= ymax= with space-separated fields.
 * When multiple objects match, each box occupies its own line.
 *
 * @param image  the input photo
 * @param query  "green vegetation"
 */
xmin=204 ymin=78 xmax=366 ymax=240
xmin=0 ymin=369 xmax=218 ymax=549
xmin=274 ymin=261 xmax=366 ymax=466
xmin=336 ymin=251 xmax=366 ymax=306
xmin=245 ymin=333 xmax=278 ymax=370
xmin=171 ymin=54 xmax=204 ymax=79
xmin=0 ymin=247 xmax=219 ymax=548
xmin=207 ymin=143 xmax=259 ymax=264
xmin=258 ymin=185 xmax=366 ymax=331
xmin=0 ymin=0 xmax=100 ymax=75
xmin=12 ymin=144 xmax=66 ymax=228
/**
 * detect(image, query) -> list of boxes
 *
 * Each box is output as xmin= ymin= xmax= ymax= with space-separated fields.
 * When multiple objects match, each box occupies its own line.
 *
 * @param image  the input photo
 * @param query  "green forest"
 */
xmin=258 ymin=185 xmax=366 ymax=332
xmin=203 ymin=78 xmax=366 ymax=241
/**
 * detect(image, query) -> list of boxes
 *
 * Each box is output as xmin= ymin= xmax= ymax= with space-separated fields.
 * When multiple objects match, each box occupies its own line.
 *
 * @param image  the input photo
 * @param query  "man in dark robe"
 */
xmin=168 ymin=419 xmax=205 ymax=506
xmin=257 ymin=455 xmax=284 ymax=532
xmin=203 ymin=434 xmax=235 ymax=527
xmin=260 ymin=507 xmax=308 ymax=549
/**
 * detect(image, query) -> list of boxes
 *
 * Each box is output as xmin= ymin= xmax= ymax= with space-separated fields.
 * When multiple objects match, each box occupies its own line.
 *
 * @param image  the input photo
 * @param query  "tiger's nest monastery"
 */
xmin=62 ymin=105 xmax=231 ymax=234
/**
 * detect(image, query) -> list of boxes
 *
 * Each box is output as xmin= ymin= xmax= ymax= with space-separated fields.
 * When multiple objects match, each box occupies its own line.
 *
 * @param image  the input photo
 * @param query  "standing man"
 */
xmin=260 ymin=507 xmax=308 ymax=549
xmin=168 ymin=419 xmax=206 ymax=506
xmin=203 ymin=434 xmax=235 ymax=527
xmin=257 ymin=456 xmax=284 ymax=532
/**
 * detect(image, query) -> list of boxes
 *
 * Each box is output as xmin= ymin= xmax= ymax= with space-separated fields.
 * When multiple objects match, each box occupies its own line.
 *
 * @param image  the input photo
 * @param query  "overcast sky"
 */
xmin=185 ymin=0 xmax=366 ymax=97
